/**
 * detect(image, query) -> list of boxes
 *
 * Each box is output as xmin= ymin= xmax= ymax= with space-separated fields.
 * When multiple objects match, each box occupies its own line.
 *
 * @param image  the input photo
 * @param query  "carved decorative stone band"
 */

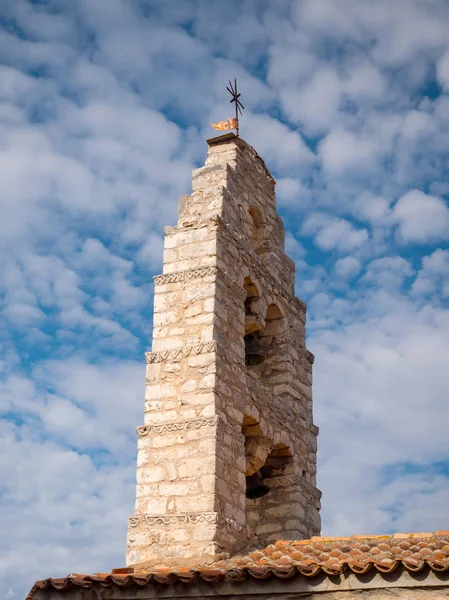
xmin=148 ymin=513 xmax=219 ymax=526
xmin=128 ymin=513 xmax=220 ymax=528
xmin=128 ymin=512 xmax=251 ymax=536
xmin=136 ymin=415 xmax=218 ymax=437
xmin=146 ymin=341 xmax=216 ymax=364
xmin=154 ymin=266 xmax=216 ymax=285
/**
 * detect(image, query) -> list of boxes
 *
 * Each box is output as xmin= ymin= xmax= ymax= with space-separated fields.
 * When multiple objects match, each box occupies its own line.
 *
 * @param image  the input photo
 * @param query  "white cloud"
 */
xmin=354 ymin=192 xmax=392 ymax=225
xmin=401 ymin=109 xmax=436 ymax=140
xmin=319 ymin=128 xmax=377 ymax=174
xmin=0 ymin=357 xmax=144 ymax=595
xmin=362 ymin=256 xmax=414 ymax=289
xmin=243 ymin=113 xmax=315 ymax=173
xmin=343 ymin=63 xmax=386 ymax=100
xmin=281 ymin=67 xmax=341 ymax=133
xmin=0 ymin=422 xmax=135 ymax=598
xmin=267 ymin=45 xmax=319 ymax=91
xmin=411 ymin=249 xmax=449 ymax=296
xmin=437 ymin=50 xmax=449 ymax=91
xmin=276 ymin=177 xmax=307 ymax=208
xmin=303 ymin=213 xmax=369 ymax=252
xmin=310 ymin=292 xmax=449 ymax=535
xmin=393 ymin=189 xmax=449 ymax=244
xmin=317 ymin=223 xmax=368 ymax=252
xmin=334 ymin=256 xmax=361 ymax=279
xmin=285 ymin=233 xmax=306 ymax=261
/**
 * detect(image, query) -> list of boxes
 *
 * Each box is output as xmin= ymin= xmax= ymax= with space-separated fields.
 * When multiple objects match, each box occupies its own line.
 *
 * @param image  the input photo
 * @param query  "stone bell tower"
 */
xmin=126 ymin=133 xmax=321 ymax=567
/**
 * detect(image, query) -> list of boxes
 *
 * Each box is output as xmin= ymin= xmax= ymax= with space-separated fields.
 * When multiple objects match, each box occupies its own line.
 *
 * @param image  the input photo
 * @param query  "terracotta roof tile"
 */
xmin=27 ymin=532 xmax=449 ymax=598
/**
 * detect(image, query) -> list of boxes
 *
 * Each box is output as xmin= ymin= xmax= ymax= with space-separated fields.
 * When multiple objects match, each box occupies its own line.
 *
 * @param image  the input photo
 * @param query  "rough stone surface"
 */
xmin=126 ymin=134 xmax=321 ymax=567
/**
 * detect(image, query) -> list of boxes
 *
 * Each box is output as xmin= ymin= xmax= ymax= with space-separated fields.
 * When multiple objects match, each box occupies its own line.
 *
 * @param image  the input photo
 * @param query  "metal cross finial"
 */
xmin=226 ymin=78 xmax=244 ymax=137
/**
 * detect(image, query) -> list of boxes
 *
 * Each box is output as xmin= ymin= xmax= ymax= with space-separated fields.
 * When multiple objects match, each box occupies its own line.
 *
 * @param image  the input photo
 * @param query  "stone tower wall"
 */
xmin=127 ymin=134 xmax=321 ymax=568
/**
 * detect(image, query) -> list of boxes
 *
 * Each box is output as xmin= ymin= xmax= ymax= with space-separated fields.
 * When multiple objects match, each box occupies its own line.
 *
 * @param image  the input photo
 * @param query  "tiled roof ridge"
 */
xmin=27 ymin=531 xmax=449 ymax=598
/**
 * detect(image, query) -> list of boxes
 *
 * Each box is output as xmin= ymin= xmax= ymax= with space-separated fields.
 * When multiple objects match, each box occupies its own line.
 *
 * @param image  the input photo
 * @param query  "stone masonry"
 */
xmin=126 ymin=133 xmax=321 ymax=568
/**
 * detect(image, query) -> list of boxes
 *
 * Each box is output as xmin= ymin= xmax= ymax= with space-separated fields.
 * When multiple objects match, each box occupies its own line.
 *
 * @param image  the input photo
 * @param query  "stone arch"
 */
xmin=243 ymin=276 xmax=267 ymax=366
xmin=242 ymin=412 xmax=294 ymax=479
xmin=256 ymin=302 xmax=286 ymax=362
xmin=260 ymin=444 xmax=295 ymax=480
xmin=243 ymin=277 xmax=265 ymax=335
xmin=264 ymin=303 xmax=285 ymax=336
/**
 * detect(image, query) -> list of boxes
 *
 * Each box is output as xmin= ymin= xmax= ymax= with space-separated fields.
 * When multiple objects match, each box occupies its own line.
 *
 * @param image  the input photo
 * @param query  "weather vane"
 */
xmin=210 ymin=78 xmax=244 ymax=137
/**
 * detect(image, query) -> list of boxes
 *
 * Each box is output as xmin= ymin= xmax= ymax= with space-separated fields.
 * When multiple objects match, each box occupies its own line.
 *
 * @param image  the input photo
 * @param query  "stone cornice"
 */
xmin=153 ymin=266 xmax=216 ymax=286
xmin=146 ymin=341 xmax=216 ymax=363
xmin=136 ymin=416 xmax=218 ymax=437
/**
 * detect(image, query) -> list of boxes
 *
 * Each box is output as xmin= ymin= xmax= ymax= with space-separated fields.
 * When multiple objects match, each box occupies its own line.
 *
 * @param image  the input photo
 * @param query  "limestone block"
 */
xmin=178 ymin=240 xmax=216 ymax=260
xmin=178 ymin=456 xmax=216 ymax=479
xmin=183 ymin=288 xmax=213 ymax=306
xmin=134 ymin=482 xmax=159 ymax=497
xmin=198 ymin=404 xmax=216 ymax=418
xmin=151 ymin=337 xmax=183 ymax=351
xmin=163 ymin=362 xmax=181 ymax=374
xmin=175 ymin=495 xmax=217 ymax=513
xmin=145 ymin=409 xmax=193 ymax=424
xmin=200 ymin=474 xmax=217 ymax=494
xmin=153 ymin=311 xmax=178 ymax=326
xmin=186 ymin=312 xmax=215 ymax=326
xmin=150 ymin=433 xmax=185 ymax=449
xmin=199 ymin=374 xmax=215 ymax=389
xmin=144 ymin=497 xmax=167 ymax=514
xmin=162 ymin=248 xmax=178 ymax=264
xmin=145 ymin=383 xmax=177 ymax=400
xmin=203 ymin=297 xmax=214 ymax=312
xmin=158 ymin=480 xmax=200 ymax=497
xmin=265 ymin=503 xmax=305 ymax=519
xmin=181 ymin=391 xmax=216 ymax=407
xmin=256 ymin=521 xmax=285 ymax=535
xmin=216 ymin=477 xmax=236 ymax=503
xmin=188 ymin=353 xmax=215 ymax=368
xmin=198 ymin=437 xmax=216 ymax=454
xmin=184 ymin=301 xmax=203 ymax=318
xmin=167 ymin=326 xmax=185 ymax=336
xmin=144 ymin=399 xmax=176 ymax=412
xmin=180 ymin=379 xmax=197 ymax=393
xmin=150 ymin=443 xmax=201 ymax=464
xmin=192 ymin=523 xmax=218 ymax=541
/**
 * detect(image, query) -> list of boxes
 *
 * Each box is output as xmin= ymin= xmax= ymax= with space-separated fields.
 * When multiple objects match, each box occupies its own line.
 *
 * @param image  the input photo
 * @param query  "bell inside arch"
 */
xmin=246 ymin=470 xmax=270 ymax=499
xmin=245 ymin=333 xmax=265 ymax=366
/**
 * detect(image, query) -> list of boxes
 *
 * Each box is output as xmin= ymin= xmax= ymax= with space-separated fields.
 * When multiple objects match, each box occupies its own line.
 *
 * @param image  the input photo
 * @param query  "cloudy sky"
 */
xmin=1 ymin=0 xmax=449 ymax=598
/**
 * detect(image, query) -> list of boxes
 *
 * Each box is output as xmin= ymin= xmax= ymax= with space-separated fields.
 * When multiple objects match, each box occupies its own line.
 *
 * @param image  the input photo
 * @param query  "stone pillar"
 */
xmin=127 ymin=133 xmax=321 ymax=567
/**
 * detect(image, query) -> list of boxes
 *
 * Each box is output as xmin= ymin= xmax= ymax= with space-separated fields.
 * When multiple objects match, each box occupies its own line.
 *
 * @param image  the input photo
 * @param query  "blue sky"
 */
xmin=1 ymin=0 xmax=449 ymax=598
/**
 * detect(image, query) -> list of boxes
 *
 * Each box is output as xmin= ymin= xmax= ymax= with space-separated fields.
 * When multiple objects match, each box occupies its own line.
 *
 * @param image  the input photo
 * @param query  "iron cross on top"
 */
xmin=210 ymin=78 xmax=245 ymax=136
xmin=227 ymin=78 xmax=244 ymax=136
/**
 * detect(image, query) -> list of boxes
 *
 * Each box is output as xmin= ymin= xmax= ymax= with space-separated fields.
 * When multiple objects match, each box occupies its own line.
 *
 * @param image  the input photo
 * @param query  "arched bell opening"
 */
xmin=254 ymin=303 xmax=285 ymax=366
xmin=245 ymin=439 xmax=295 ymax=539
xmin=260 ymin=445 xmax=294 ymax=482
xmin=242 ymin=417 xmax=272 ymax=501
xmin=243 ymin=277 xmax=266 ymax=367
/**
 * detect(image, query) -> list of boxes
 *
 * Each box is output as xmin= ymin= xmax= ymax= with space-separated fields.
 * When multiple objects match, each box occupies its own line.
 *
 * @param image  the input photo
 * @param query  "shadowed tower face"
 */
xmin=126 ymin=133 xmax=321 ymax=567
